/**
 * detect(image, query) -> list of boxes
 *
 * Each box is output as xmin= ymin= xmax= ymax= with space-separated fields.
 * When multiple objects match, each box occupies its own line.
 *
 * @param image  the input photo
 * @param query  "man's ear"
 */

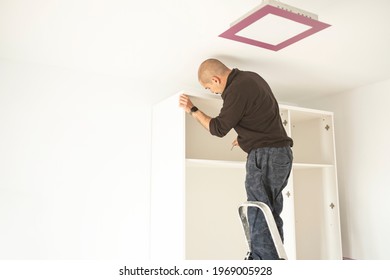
xmin=211 ymin=76 xmax=221 ymax=84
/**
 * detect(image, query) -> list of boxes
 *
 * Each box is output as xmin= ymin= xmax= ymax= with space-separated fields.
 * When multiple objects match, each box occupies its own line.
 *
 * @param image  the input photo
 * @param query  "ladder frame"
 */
xmin=238 ymin=201 xmax=288 ymax=260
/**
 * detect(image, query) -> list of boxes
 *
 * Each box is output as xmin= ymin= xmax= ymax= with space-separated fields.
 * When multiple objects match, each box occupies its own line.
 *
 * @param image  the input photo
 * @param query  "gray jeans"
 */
xmin=245 ymin=146 xmax=293 ymax=260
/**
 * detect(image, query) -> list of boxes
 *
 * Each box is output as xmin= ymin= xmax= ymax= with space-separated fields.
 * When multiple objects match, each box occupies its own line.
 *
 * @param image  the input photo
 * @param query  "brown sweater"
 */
xmin=209 ymin=69 xmax=293 ymax=153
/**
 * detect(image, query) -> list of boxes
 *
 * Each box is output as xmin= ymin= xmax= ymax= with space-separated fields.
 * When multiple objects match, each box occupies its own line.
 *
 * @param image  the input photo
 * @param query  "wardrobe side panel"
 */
xmin=279 ymin=108 xmax=297 ymax=259
xmin=151 ymin=94 xmax=186 ymax=259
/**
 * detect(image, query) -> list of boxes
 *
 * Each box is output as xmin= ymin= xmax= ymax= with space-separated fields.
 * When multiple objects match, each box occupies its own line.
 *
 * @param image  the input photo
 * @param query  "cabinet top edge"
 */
xmin=155 ymin=92 xmax=334 ymax=116
xmin=279 ymin=104 xmax=333 ymax=115
xmin=177 ymin=90 xmax=222 ymax=100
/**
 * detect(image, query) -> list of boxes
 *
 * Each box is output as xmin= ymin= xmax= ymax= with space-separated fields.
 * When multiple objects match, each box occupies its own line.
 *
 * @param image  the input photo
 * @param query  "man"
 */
xmin=179 ymin=58 xmax=293 ymax=260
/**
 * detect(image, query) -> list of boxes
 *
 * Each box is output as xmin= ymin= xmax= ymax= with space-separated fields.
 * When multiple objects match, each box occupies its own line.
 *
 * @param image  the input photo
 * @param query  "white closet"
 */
xmin=151 ymin=92 xmax=342 ymax=260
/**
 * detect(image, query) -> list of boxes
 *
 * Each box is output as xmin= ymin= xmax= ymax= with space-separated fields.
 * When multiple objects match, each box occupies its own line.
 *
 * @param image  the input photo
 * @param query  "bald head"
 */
xmin=198 ymin=58 xmax=231 ymax=84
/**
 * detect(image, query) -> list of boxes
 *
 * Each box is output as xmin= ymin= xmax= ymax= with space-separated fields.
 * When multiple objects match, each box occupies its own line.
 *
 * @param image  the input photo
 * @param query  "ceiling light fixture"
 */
xmin=219 ymin=0 xmax=331 ymax=51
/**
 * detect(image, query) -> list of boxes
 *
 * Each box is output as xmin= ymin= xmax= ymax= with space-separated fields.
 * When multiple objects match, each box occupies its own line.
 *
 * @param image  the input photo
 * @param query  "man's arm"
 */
xmin=179 ymin=94 xmax=211 ymax=131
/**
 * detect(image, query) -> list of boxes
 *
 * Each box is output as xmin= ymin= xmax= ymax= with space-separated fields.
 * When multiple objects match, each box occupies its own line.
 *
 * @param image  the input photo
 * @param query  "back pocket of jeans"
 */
xmin=272 ymin=152 xmax=291 ymax=168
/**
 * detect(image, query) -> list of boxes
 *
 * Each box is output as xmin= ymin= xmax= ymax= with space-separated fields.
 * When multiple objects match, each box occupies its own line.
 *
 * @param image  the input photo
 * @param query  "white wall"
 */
xmin=302 ymin=78 xmax=390 ymax=259
xmin=0 ymin=60 xmax=152 ymax=259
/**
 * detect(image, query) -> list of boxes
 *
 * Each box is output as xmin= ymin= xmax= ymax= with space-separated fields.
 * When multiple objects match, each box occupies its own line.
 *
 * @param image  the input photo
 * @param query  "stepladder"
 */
xmin=238 ymin=201 xmax=288 ymax=260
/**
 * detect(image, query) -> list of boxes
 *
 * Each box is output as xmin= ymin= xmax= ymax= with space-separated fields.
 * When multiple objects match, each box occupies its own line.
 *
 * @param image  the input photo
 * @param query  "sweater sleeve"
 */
xmin=209 ymin=87 xmax=247 ymax=137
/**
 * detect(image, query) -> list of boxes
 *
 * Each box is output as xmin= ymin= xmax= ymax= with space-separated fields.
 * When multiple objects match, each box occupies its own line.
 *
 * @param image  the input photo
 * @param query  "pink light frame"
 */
xmin=219 ymin=5 xmax=331 ymax=51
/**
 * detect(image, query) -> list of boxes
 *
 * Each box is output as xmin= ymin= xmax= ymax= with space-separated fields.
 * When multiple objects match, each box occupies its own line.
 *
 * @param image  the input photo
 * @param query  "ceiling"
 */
xmin=1 ymin=0 xmax=390 ymax=104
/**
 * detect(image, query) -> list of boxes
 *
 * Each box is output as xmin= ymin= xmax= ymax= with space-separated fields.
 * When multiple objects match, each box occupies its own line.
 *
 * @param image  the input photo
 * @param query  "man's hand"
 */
xmin=178 ymin=93 xmax=211 ymax=131
xmin=179 ymin=94 xmax=194 ymax=113
xmin=231 ymin=138 xmax=240 ymax=150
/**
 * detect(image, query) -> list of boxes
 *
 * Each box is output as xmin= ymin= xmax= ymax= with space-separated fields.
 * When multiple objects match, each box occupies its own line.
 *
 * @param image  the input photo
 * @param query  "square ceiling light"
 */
xmin=219 ymin=0 xmax=331 ymax=51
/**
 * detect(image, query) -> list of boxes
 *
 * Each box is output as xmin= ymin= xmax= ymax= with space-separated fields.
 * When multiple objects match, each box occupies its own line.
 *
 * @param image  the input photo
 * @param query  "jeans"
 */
xmin=245 ymin=146 xmax=293 ymax=260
